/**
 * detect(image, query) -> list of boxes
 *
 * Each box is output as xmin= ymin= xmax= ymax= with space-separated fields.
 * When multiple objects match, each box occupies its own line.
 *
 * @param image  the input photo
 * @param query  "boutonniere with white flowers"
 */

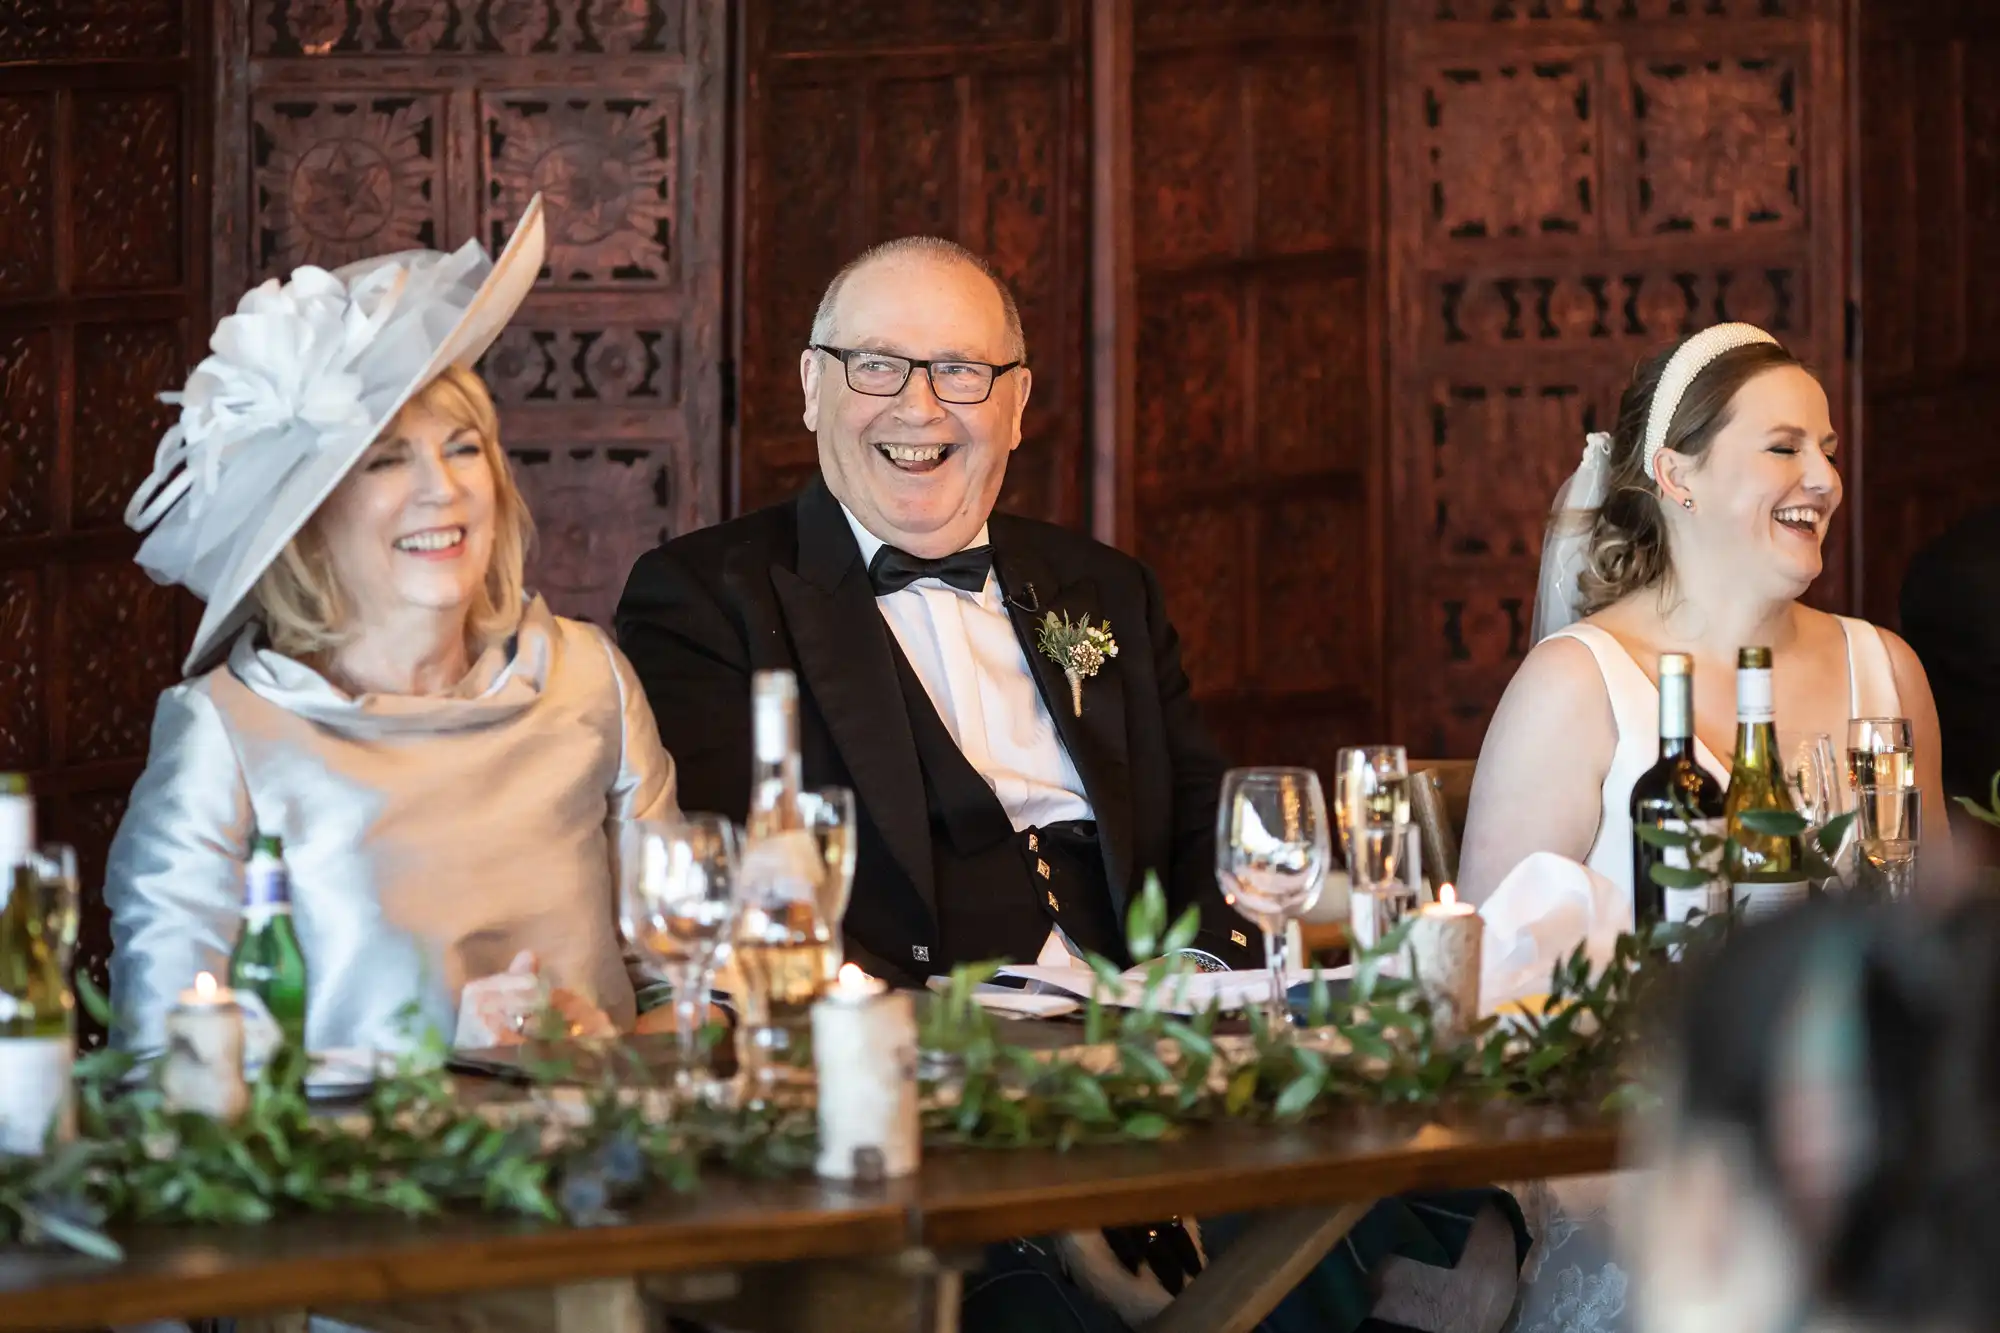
xmin=1036 ymin=611 xmax=1118 ymax=717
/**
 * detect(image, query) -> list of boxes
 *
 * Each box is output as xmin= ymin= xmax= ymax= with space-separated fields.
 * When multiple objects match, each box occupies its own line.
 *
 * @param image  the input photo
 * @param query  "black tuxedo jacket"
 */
xmin=614 ymin=477 xmax=1254 ymax=985
xmin=1901 ymin=503 xmax=2000 ymax=804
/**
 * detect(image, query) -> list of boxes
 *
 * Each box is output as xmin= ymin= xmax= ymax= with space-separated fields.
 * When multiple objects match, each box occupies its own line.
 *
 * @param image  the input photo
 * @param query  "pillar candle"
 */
xmin=811 ymin=964 xmax=919 ymax=1181
xmin=1408 ymin=884 xmax=1482 ymax=1041
xmin=162 ymin=972 xmax=249 ymax=1122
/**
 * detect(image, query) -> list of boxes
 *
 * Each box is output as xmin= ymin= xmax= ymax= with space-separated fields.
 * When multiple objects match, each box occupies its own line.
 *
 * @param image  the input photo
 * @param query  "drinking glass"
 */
xmin=1334 ymin=747 xmax=1414 ymax=952
xmin=1846 ymin=718 xmax=1916 ymax=793
xmin=798 ymin=787 xmax=857 ymax=951
xmin=1786 ymin=733 xmax=1840 ymax=826
xmin=1216 ymin=768 xmax=1331 ymax=1030
xmin=1854 ymin=785 xmax=1921 ymax=900
xmin=25 ymin=845 xmax=79 ymax=974
xmin=619 ymin=815 xmax=741 ymax=1092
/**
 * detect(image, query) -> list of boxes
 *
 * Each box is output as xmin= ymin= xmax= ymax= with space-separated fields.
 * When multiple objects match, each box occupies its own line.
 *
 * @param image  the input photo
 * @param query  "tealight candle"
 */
xmin=810 ymin=963 xmax=919 ymax=1182
xmin=162 ymin=972 xmax=249 ymax=1122
xmin=1408 ymin=884 xmax=1482 ymax=1041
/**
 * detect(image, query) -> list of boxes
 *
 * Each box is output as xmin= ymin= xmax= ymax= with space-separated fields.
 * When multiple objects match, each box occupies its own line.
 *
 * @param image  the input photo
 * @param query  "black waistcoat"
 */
xmin=884 ymin=640 xmax=1124 ymax=972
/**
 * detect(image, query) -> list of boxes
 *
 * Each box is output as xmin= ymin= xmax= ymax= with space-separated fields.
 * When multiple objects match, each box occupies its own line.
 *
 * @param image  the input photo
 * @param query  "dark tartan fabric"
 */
xmin=962 ymin=1188 xmax=1529 ymax=1333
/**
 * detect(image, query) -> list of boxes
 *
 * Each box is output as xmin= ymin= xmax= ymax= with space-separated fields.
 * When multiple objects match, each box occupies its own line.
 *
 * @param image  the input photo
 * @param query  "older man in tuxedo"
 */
xmin=616 ymin=237 xmax=1253 ymax=984
xmin=617 ymin=238 xmax=1521 ymax=1333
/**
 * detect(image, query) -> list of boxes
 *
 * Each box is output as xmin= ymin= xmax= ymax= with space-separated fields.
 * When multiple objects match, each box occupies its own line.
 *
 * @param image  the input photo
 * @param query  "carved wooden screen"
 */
xmin=216 ymin=0 xmax=727 ymax=631
xmin=735 ymin=0 xmax=1090 ymax=526
xmin=1386 ymin=0 xmax=1852 ymax=757
xmin=1123 ymin=0 xmax=1383 ymax=776
xmin=0 ymin=2 xmax=212 ymax=1024
xmin=1855 ymin=0 xmax=2000 ymax=624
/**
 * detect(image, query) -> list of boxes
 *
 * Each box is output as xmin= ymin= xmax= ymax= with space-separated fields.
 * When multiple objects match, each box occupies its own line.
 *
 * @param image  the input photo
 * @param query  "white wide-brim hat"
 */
xmin=126 ymin=195 xmax=547 ymax=676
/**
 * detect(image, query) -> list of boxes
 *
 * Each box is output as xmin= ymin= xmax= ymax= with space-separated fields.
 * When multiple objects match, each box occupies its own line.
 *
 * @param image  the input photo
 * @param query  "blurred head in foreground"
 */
xmin=1629 ymin=899 xmax=2000 ymax=1333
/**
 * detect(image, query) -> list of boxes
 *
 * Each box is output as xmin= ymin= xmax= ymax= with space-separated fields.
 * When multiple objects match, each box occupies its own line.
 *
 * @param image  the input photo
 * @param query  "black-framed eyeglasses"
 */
xmin=811 ymin=344 xmax=1023 ymax=406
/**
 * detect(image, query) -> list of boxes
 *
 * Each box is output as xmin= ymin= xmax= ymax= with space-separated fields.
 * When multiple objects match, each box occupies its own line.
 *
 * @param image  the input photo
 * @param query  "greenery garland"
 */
xmin=3 ymin=861 xmax=1758 ymax=1263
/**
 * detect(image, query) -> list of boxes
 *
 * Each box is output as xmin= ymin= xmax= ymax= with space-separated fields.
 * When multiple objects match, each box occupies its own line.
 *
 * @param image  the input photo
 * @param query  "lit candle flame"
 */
xmin=837 ymin=963 xmax=868 ymax=989
xmin=1439 ymin=883 xmax=1458 ymax=908
xmin=194 ymin=971 xmax=217 ymax=999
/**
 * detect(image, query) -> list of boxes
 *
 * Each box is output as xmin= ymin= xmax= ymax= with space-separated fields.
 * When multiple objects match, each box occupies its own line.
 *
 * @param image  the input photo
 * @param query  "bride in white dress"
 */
xmin=1456 ymin=323 xmax=1953 ymax=1333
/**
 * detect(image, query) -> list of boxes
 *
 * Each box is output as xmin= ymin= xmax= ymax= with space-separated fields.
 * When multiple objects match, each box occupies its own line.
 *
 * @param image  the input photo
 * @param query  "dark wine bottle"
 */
xmin=1631 ymin=652 xmax=1727 ymax=934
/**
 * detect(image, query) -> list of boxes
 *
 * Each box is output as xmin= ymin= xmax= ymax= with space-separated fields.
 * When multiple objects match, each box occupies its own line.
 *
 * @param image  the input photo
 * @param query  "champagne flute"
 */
xmin=1334 ymin=746 xmax=1413 ymax=951
xmin=1846 ymin=717 xmax=1915 ymax=792
xmin=1786 ymin=733 xmax=1839 ymax=826
xmin=1854 ymin=785 xmax=1921 ymax=900
xmin=798 ymin=787 xmax=857 ymax=957
xmin=620 ymin=815 xmax=741 ymax=1094
xmin=1216 ymin=768 xmax=1330 ymax=1031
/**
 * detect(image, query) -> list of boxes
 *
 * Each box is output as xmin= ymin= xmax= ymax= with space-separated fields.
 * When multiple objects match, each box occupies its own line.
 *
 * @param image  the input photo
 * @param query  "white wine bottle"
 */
xmin=1724 ymin=647 xmax=1810 ymax=920
xmin=734 ymin=671 xmax=833 ymax=1050
xmin=0 ymin=774 xmax=74 ymax=1156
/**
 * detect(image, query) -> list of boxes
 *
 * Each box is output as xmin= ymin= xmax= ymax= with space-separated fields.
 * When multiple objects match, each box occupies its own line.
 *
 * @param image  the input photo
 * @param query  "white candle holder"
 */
xmin=1408 ymin=885 xmax=1482 ymax=1042
xmin=162 ymin=972 xmax=249 ymax=1122
xmin=811 ymin=965 xmax=919 ymax=1182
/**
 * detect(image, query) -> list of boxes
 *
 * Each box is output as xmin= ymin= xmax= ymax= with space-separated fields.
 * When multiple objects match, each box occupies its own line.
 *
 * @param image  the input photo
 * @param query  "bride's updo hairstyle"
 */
xmin=1577 ymin=334 xmax=1802 ymax=616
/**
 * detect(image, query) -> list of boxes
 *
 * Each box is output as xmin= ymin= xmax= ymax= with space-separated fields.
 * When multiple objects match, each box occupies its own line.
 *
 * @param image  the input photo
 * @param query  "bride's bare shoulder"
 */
xmin=1501 ymin=629 xmax=1607 ymax=709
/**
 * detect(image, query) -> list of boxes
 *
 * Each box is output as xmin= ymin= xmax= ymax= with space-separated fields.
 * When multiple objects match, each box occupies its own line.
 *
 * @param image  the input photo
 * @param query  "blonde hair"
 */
xmin=253 ymin=365 xmax=534 ymax=660
xmin=1576 ymin=338 xmax=1805 ymax=616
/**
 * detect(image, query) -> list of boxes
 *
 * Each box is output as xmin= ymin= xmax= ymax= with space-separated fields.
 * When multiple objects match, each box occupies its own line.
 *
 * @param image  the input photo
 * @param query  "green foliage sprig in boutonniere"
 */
xmin=1036 ymin=611 xmax=1117 ymax=716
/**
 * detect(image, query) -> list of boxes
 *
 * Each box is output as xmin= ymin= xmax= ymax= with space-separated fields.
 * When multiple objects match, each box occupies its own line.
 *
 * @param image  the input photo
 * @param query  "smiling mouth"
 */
xmin=1773 ymin=506 xmax=1823 ymax=538
xmin=393 ymin=525 xmax=466 ymax=555
xmin=874 ymin=442 xmax=956 ymax=474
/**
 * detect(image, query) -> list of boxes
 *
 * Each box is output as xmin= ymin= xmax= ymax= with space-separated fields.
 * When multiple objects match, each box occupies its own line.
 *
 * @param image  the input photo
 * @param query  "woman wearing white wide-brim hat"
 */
xmin=103 ymin=196 xmax=679 ymax=1061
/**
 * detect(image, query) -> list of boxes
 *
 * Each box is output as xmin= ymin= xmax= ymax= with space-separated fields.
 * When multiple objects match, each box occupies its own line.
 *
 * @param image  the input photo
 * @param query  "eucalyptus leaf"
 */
xmin=1737 ymin=809 xmax=1807 ymax=837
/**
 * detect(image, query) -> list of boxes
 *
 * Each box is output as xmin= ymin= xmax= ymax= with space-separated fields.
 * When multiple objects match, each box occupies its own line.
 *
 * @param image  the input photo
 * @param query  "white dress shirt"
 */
xmin=841 ymin=505 xmax=1093 ymax=829
xmin=840 ymin=507 xmax=1094 ymax=967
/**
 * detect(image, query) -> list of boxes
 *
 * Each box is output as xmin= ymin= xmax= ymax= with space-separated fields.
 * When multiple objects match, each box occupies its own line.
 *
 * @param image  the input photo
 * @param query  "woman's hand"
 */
xmin=463 ymin=949 xmax=618 ymax=1045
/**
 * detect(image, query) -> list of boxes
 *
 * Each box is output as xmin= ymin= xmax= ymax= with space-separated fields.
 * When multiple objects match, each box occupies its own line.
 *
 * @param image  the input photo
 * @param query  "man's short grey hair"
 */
xmin=808 ymin=236 xmax=1027 ymax=363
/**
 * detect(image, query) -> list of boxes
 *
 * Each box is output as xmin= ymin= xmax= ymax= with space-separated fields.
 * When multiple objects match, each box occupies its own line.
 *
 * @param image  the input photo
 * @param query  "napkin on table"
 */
xmin=1476 ymin=851 xmax=1631 ymax=1017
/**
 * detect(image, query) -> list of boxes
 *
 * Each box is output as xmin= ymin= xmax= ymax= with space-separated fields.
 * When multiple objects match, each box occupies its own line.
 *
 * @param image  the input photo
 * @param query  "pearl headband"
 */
xmin=1641 ymin=322 xmax=1781 ymax=485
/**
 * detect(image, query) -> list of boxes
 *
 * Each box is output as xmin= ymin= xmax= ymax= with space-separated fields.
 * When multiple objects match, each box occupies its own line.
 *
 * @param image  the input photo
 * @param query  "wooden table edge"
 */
xmin=915 ymin=1123 xmax=1625 ymax=1248
xmin=0 ymin=1205 xmax=911 ymax=1332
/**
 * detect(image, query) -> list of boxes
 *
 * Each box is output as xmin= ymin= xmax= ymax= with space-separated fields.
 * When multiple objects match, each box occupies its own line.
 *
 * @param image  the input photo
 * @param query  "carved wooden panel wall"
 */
xmin=1855 ymin=0 xmax=2000 ymax=625
xmin=736 ymin=0 xmax=1090 ymax=526
xmin=1386 ymin=0 xmax=1852 ymax=757
xmin=1122 ymin=1 xmax=1382 ymax=777
xmin=216 ymin=0 xmax=727 ymax=631
xmin=0 ymin=0 xmax=211 ymax=1040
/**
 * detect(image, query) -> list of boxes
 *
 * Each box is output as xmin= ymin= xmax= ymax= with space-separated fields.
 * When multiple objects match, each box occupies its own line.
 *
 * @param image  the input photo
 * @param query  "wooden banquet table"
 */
xmin=0 ymin=1097 xmax=1619 ymax=1333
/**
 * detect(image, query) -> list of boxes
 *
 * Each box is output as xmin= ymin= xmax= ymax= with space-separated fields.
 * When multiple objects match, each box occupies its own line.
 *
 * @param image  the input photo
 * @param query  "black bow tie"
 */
xmin=867 ymin=543 xmax=993 ymax=596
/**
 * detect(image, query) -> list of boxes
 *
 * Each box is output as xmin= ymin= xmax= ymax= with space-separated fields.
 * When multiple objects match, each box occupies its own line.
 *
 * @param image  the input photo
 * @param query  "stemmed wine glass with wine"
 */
xmin=619 ymin=814 xmax=741 ymax=1097
xmin=1216 ymin=768 xmax=1330 ymax=1031
xmin=1333 ymin=747 xmax=1413 ymax=949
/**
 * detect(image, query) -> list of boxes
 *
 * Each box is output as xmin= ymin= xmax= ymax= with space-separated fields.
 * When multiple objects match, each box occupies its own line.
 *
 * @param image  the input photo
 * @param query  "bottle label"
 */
xmin=0 ymin=1038 xmax=74 ymax=1156
xmin=236 ymin=991 xmax=282 ymax=1078
xmin=1661 ymin=817 xmax=1723 ymax=872
xmin=1735 ymin=879 xmax=1809 ymax=920
xmin=1736 ymin=666 xmax=1774 ymax=723
xmin=753 ymin=703 xmax=787 ymax=764
xmin=244 ymin=858 xmax=290 ymax=911
xmin=1662 ymin=884 xmax=1717 ymax=926
xmin=739 ymin=829 xmax=824 ymax=906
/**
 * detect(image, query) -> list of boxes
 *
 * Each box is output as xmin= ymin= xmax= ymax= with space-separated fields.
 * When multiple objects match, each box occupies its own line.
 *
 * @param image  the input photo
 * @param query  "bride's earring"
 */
xmin=1680 ymin=496 xmax=1695 ymax=511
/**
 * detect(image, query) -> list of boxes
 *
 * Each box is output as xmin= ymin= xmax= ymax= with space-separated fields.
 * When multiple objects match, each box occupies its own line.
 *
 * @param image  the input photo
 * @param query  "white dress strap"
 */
xmin=1836 ymin=616 xmax=1903 ymax=719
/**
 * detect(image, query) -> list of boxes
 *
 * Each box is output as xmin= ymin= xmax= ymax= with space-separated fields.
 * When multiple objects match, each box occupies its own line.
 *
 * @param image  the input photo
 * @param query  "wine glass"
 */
xmin=1334 ymin=746 xmax=1413 ymax=951
xmin=1216 ymin=768 xmax=1331 ymax=1030
xmin=1854 ymin=785 xmax=1921 ymax=900
xmin=26 ymin=844 xmax=78 ymax=974
xmin=1846 ymin=718 xmax=1915 ymax=792
xmin=619 ymin=814 xmax=741 ymax=1093
xmin=798 ymin=787 xmax=857 ymax=952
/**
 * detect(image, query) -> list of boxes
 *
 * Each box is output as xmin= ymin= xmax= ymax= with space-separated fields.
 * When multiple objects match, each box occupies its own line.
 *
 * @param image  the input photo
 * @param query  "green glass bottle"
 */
xmin=228 ymin=834 xmax=309 ymax=1055
xmin=1724 ymin=647 xmax=1810 ymax=921
xmin=0 ymin=773 xmax=74 ymax=1155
